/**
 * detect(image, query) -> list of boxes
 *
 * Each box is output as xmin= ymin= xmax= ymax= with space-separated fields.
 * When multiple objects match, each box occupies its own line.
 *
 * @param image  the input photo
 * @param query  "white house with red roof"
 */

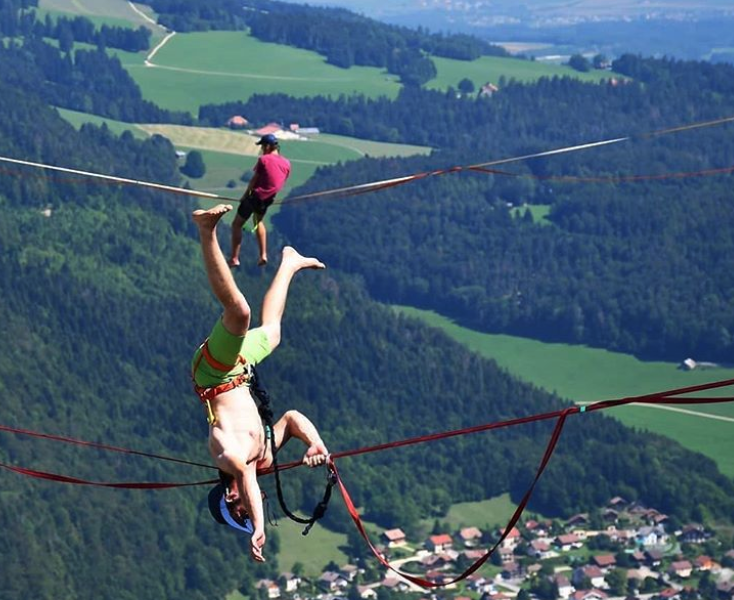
xmin=499 ymin=526 xmax=522 ymax=550
xmin=226 ymin=115 xmax=248 ymax=129
xmin=426 ymin=533 xmax=453 ymax=553
xmin=668 ymin=560 xmax=693 ymax=578
xmin=256 ymin=579 xmax=281 ymax=599
xmin=592 ymin=554 xmax=616 ymax=570
xmin=382 ymin=528 xmax=406 ymax=548
xmin=572 ymin=566 xmax=605 ymax=589
xmin=555 ymin=574 xmax=575 ymax=599
xmin=694 ymin=555 xmax=716 ymax=571
xmin=556 ymin=533 xmax=582 ymax=551
xmin=528 ymin=539 xmax=553 ymax=559
xmin=459 ymin=526 xmax=482 ymax=546
xmin=255 ymin=123 xmax=282 ymax=136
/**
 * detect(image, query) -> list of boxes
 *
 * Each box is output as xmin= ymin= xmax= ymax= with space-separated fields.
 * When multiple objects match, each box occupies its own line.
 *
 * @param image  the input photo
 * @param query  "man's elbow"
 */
xmin=283 ymin=409 xmax=306 ymax=425
xmin=218 ymin=451 xmax=246 ymax=475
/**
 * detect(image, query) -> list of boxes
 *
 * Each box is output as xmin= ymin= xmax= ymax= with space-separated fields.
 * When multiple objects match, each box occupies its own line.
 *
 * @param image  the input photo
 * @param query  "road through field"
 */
xmin=577 ymin=402 xmax=734 ymax=424
xmin=138 ymin=62 xmax=359 ymax=82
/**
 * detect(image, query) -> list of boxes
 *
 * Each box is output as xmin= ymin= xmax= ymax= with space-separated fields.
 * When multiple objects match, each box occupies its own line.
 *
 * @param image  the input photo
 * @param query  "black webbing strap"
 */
xmin=249 ymin=366 xmax=335 ymax=535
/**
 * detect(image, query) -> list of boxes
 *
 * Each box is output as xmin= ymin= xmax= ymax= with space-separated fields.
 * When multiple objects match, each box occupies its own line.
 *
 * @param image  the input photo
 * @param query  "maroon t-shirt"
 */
xmin=252 ymin=153 xmax=291 ymax=200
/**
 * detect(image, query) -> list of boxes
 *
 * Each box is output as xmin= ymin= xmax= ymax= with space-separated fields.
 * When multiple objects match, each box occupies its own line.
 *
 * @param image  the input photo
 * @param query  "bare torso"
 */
xmin=208 ymin=387 xmax=267 ymax=466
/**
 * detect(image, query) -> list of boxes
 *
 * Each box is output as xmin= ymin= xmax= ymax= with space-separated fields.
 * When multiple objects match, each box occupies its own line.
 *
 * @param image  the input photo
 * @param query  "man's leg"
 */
xmin=229 ymin=213 xmax=246 ymax=268
xmin=255 ymin=220 xmax=268 ymax=267
xmin=259 ymin=246 xmax=325 ymax=350
xmin=193 ymin=204 xmax=251 ymax=336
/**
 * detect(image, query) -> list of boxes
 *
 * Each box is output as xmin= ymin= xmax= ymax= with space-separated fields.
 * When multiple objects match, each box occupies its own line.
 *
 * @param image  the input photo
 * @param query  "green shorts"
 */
xmin=192 ymin=318 xmax=272 ymax=388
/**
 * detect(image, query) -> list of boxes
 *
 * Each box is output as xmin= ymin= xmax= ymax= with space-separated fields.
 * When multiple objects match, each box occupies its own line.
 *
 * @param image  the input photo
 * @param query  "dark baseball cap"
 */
xmin=207 ymin=483 xmax=254 ymax=534
xmin=256 ymin=133 xmax=279 ymax=146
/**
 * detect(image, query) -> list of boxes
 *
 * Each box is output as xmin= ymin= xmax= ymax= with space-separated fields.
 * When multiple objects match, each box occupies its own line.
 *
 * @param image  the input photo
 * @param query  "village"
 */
xmin=256 ymin=497 xmax=734 ymax=600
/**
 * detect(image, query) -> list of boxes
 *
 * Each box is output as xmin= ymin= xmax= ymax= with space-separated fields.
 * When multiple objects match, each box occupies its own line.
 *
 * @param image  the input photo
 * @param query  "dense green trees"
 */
xmin=0 ymin=0 xmax=151 ymax=51
xmin=0 ymin=8 xmax=191 ymax=124
xmin=181 ymin=150 xmax=206 ymax=178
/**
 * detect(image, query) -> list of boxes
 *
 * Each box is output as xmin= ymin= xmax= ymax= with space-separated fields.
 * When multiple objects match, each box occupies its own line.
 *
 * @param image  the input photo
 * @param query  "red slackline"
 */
xmin=2 ymin=377 xmax=734 ymax=588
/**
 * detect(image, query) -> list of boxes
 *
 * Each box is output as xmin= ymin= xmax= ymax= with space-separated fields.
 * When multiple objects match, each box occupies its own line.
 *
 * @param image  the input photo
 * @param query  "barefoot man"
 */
xmin=229 ymin=133 xmax=291 ymax=267
xmin=192 ymin=204 xmax=328 ymax=562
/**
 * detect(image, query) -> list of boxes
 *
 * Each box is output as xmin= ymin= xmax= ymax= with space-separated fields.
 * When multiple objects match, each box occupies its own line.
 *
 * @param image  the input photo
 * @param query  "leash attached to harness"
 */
xmin=248 ymin=366 xmax=336 ymax=536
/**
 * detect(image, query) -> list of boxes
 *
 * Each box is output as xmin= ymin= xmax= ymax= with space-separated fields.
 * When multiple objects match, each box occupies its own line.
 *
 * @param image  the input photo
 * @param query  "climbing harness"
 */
xmin=191 ymin=338 xmax=252 ymax=425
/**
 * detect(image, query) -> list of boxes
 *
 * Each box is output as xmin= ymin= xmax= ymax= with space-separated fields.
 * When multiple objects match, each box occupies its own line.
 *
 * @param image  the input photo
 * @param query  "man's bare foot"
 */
xmin=281 ymin=246 xmax=326 ymax=272
xmin=228 ymin=257 xmax=241 ymax=269
xmin=258 ymin=256 xmax=268 ymax=267
xmin=192 ymin=204 xmax=232 ymax=231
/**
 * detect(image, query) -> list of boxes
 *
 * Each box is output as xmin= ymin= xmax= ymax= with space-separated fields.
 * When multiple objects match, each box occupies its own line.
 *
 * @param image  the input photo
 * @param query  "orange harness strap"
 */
xmin=192 ymin=339 xmax=251 ymax=424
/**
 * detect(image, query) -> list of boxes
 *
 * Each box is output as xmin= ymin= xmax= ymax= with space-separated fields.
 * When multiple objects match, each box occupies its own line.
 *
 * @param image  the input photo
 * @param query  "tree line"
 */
xmin=0 ymin=29 xmax=192 ymax=124
xmin=0 ymin=0 xmax=151 ymax=52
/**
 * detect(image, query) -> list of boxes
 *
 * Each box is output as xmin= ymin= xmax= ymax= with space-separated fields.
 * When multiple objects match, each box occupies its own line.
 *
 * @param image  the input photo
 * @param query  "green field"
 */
xmin=114 ymin=31 xmax=402 ymax=114
xmin=137 ymin=124 xmax=430 ymax=162
xmin=427 ymin=55 xmax=619 ymax=92
xmin=394 ymin=306 xmax=734 ymax=478
xmin=424 ymin=493 xmax=519 ymax=531
xmin=305 ymin=133 xmax=432 ymax=159
xmin=274 ymin=518 xmax=349 ymax=575
xmin=38 ymin=0 xmax=160 ymax=31
xmin=56 ymin=107 xmax=148 ymax=138
xmin=511 ymin=204 xmax=552 ymax=224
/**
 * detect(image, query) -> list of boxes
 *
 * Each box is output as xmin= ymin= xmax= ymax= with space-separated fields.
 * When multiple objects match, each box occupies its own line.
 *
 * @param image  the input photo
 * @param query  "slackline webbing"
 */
xmin=2 ymin=376 xmax=734 ymax=588
xmin=0 ymin=114 xmax=732 ymax=207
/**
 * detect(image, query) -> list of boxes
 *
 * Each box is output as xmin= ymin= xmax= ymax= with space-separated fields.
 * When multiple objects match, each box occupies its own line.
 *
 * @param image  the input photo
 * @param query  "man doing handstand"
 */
xmin=192 ymin=203 xmax=328 ymax=562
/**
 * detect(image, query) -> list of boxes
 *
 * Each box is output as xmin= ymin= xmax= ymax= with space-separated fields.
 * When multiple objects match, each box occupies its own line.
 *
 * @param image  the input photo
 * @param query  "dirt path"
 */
xmin=577 ymin=400 xmax=734 ymax=423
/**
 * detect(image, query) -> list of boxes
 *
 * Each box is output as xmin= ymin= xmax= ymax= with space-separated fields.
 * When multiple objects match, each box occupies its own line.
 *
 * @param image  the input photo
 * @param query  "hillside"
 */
xmin=270 ymin=58 xmax=734 ymax=363
xmin=1 ymin=3 xmax=734 ymax=599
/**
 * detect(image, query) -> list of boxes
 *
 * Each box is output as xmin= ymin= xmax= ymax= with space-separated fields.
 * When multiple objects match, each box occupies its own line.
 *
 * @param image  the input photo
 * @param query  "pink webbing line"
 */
xmin=0 ymin=423 xmax=214 ymax=470
xmin=325 ymin=377 xmax=734 ymax=588
xmin=266 ymin=377 xmax=734 ymax=475
xmin=278 ymin=115 xmax=734 ymax=206
xmin=469 ymin=164 xmax=734 ymax=183
xmin=3 ymin=378 xmax=734 ymax=492
xmin=0 ymin=463 xmax=217 ymax=489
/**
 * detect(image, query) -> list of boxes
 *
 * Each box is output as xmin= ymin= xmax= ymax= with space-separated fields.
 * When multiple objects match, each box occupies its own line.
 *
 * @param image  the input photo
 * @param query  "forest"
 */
xmin=0 ymin=0 xmax=151 ymax=52
xmin=1 ymin=1 xmax=734 ymax=598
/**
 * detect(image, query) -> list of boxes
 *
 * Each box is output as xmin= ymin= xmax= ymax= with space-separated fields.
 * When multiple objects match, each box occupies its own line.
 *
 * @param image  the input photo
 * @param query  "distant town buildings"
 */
xmin=255 ymin=496 xmax=733 ymax=600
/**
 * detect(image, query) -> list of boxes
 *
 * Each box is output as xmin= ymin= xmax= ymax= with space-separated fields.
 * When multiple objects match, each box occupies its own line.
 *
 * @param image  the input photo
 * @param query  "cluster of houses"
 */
xmin=225 ymin=116 xmax=320 ymax=141
xmin=256 ymin=496 xmax=734 ymax=600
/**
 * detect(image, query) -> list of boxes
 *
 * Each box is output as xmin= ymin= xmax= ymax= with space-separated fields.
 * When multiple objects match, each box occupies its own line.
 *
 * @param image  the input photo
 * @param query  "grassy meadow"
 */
xmin=115 ymin=31 xmax=402 ymax=114
xmin=427 ymin=55 xmax=618 ymax=92
xmin=274 ymin=519 xmax=350 ymax=575
xmin=37 ymin=0 xmax=161 ymax=31
xmin=424 ymin=494 xmax=519 ymax=531
xmin=57 ymin=111 xmax=430 ymax=198
xmin=394 ymin=306 xmax=734 ymax=478
xmin=56 ymin=107 xmax=148 ymax=138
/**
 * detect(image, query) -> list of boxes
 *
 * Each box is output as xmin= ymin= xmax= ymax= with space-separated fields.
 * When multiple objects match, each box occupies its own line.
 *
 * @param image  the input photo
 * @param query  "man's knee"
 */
xmin=260 ymin=323 xmax=281 ymax=351
xmin=223 ymin=295 xmax=251 ymax=335
xmin=232 ymin=213 xmax=245 ymax=229
xmin=230 ymin=295 xmax=251 ymax=320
